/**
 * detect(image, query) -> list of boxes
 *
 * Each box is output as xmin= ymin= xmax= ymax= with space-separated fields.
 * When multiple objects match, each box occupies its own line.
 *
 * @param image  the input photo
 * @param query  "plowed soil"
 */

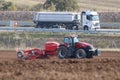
xmin=0 ymin=50 xmax=120 ymax=80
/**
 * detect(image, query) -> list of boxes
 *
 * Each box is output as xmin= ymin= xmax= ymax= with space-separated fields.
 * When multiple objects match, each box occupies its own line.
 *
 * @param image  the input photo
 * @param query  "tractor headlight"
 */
xmin=89 ymin=48 xmax=95 ymax=51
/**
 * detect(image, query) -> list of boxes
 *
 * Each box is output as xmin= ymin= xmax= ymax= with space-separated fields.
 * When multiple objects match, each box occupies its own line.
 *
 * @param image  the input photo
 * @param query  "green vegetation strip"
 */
xmin=0 ymin=32 xmax=120 ymax=50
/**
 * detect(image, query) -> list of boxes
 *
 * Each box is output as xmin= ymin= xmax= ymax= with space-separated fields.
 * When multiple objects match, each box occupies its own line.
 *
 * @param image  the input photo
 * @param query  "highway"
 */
xmin=0 ymin=21 xmax=120 ymax=33
xmin=0 ymin=21 xmax=120 ymax=28
xmin=0 ymin=27 xmax=120 ymax=34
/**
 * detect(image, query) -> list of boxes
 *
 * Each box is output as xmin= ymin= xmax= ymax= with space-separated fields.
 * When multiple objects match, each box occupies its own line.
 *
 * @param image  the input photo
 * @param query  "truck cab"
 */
xmin=81 ymin=11 xmax=100 ymax=30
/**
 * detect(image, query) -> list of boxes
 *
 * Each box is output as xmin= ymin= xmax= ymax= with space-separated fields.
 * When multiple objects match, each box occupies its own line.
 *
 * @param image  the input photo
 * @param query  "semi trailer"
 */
xmin=33 ymin=11 xmax=100 ymax=30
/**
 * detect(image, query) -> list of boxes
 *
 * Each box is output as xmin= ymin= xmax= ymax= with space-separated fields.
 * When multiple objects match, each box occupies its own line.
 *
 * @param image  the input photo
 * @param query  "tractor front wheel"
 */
xmin=75 ymin=49 xmax=86 ymax=59
xmin=58 ymin=46 xmax=69 ymax=59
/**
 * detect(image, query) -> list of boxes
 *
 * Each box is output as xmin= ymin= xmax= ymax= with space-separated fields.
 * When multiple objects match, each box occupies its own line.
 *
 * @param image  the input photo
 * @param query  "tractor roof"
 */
xmin=65 ymin=35 xmax=77 ymax=38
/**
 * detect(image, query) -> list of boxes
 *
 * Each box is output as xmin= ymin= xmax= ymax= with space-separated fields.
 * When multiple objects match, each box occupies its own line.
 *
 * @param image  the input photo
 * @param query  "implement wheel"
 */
xmin=17 ymin=51 xmax=24 ymax=59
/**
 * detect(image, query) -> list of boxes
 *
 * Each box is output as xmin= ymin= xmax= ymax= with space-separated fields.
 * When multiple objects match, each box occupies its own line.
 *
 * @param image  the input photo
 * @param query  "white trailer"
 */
xmin=33 ymin=11 xmax=100 ymax=30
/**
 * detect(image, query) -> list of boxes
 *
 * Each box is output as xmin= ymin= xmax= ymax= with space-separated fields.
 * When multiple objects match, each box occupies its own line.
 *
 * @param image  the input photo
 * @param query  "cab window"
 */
xmin=87 ymin=15 xmax=92 ymax=20
xmin=64 ymin=38 xmax=72 ymax=44
xmin=74 ymin=37 xmax=79 ymax=43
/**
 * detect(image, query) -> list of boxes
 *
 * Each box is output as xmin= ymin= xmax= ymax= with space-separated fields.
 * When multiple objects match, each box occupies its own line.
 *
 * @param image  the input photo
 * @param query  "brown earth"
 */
xmin=0 ymin=50 xmax=120 ymax=80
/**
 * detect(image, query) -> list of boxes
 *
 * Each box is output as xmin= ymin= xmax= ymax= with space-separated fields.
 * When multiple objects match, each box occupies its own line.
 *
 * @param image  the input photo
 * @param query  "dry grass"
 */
xmin=5 ymin=0 xmax=120 ymax=11
xmin=78 ymin=0 xmax=120 ymax=11
xmin=5 ymin=0 xmax=45 ymax=6
xmin=0 ymin=32 xmax=120 ymax=50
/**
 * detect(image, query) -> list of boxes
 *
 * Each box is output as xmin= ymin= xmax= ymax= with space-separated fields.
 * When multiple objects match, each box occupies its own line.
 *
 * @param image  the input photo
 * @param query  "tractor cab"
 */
xmin=64 ymin=36 xmax=79 ymax=44
xmin=64 ymin=36 xmax=79 ymax=47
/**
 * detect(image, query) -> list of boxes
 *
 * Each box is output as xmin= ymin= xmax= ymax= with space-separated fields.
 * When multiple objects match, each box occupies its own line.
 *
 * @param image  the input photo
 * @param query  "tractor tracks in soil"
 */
xmin=0 ymin=50 xmax=120 ymax=80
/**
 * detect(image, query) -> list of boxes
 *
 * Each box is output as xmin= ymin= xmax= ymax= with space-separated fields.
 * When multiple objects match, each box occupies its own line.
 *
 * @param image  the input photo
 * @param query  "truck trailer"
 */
xmin=33 ymin=11 xmax=100 ymax=30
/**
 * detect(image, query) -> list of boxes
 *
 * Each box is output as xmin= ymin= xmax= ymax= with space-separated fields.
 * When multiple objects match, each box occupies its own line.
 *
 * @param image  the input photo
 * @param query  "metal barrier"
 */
xmin=0 ymin=21 xmax=120 ymax=28
xmin=0 ymin=27 xmax=120 ymax=34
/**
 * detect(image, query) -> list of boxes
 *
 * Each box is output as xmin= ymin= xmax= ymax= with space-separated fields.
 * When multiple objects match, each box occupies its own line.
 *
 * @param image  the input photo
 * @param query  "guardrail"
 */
xmin=100 ymin=22 xmax=120 ymax=28
xmin=0 ymin=21 xmax=120 ymax=28
xmin=0 ymin=21 xmax=35 ymax=26
xmin=0 ymin=27 xmax=120 ymax=34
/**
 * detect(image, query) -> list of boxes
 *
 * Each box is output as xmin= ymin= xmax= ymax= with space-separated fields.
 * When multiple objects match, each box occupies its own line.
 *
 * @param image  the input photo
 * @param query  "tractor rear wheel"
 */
xmin=75 ymin=49 xmax=86 ymax=59
xmin=58 ymin=46 xmax=69 ymax=59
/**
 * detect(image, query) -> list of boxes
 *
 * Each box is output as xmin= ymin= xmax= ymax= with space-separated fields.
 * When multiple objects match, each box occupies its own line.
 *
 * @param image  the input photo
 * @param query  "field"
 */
xmin=78 ymin=0 xmax=120 ymax=11
xmin=0 ymin=50 xmax=120 ymax=80
xmin=5 ymin=0 xmax=45 ymax=7
xmin=0 ymin=32 xmax=120 ymax=80
xmin=1 ymin=0 xmax=120 ymax=79
xmin=5 ymin=0 xmax=120 ymax=11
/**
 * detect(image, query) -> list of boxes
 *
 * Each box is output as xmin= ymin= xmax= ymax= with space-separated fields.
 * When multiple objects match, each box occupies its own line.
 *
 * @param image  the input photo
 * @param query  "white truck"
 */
xmin=33 ymin=11 xmax=100 ymax=30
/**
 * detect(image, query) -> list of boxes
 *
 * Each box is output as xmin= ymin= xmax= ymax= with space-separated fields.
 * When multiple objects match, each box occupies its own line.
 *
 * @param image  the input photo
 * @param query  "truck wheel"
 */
xmin=35 ymin=24 xmax=38 ymax=28
xmin=75 ymin=49 xmax=86 ymax=59
xmin=36 ymin=24 xmax=41 ymax=28
xmin=75 ymin=26 xmax=79 ymax=30
xmin=73 ymin=26 xmax=78 ymax=30
xmin=17 ymin=51 xmax=24 ymax=59
xmin=58 ymin=46 xmax=69 ymax=59
xmin=84 ymin=26 xmax=88 ymax=30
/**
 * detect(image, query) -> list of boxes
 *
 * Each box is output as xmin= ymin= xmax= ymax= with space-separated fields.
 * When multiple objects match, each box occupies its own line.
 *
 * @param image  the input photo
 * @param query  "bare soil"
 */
xmin=0 ymin=50 xmax=120 ymax=80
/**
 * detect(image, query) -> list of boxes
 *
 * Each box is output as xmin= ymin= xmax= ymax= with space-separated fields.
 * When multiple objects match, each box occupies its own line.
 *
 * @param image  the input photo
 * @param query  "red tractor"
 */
xmin=17 ymin=36 xmax=100 ymax=60
xmin=57 ymin=36 xmax=100 ymax=59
